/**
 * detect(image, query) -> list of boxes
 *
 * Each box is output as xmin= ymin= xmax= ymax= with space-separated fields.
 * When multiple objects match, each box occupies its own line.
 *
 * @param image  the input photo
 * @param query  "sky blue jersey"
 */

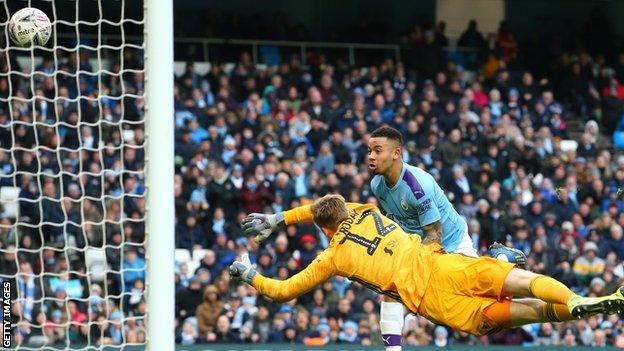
xmin=370 ymin=162 xmax=466 ymax=252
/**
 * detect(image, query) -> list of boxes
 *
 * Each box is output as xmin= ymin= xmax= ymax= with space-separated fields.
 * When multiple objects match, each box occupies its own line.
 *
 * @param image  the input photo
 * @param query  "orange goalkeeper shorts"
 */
xmin=417 ymin=253 xmax=516 ymax=336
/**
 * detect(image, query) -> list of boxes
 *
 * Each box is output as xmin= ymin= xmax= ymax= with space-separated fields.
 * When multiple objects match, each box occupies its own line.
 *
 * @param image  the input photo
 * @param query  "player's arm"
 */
xmin=262 ymin=202 xmax=361 ymax=226
xmin=243 ymin=203 xmax=360 ymax=243
xmin=230 ymin=250 xmax=335 ymax=303
xmin=241 ymin=206 xmax=311 ymax=244
xmin=407 ymin=174 xmax=442 ymax=244
xmin=283 ymin=205 xmax=314 ymax=225
xmin=421 ymin=220 xmax=443 ymax=245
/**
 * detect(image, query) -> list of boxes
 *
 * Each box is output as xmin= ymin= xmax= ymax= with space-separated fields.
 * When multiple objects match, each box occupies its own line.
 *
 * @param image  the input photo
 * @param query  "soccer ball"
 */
xmin=8 ymin=8 xmax=52 ymax=47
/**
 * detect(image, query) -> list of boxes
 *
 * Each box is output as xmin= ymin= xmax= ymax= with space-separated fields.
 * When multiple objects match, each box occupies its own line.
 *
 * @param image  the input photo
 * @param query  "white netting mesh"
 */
xmin=0 ymin=1 xmax=146 ymax=349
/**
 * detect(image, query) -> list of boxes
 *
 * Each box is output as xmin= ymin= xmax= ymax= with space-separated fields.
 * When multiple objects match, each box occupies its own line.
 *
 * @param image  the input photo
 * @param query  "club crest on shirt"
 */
xmin=400 ymin=199 xmax=409 ymax=211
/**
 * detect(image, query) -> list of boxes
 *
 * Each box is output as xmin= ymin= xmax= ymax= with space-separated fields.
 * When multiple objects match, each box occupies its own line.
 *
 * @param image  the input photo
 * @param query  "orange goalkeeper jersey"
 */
xmin=252 ymin=202 xmax=442 ymax=313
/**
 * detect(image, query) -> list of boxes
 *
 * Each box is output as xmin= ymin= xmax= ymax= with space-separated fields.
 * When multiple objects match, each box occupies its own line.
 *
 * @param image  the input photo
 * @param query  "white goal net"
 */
xmin=0 ymin=0 xmax=151 ymax=349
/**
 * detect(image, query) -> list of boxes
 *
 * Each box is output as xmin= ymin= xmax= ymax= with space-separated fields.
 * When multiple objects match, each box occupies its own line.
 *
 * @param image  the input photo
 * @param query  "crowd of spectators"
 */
xmin=0 ymin=49 xmax=148 ymax=347
xmin=3 ymin=17 xmax=624 ymax=348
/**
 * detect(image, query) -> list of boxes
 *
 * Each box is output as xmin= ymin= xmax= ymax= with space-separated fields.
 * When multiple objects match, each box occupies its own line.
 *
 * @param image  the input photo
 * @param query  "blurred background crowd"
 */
xmin=2 ymin=2 xmax=624 ymax=348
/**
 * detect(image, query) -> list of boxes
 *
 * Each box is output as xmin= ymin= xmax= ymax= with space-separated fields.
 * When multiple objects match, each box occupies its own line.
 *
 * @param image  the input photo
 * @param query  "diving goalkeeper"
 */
xmin=230 ymin=195 xmax=624 ymax=336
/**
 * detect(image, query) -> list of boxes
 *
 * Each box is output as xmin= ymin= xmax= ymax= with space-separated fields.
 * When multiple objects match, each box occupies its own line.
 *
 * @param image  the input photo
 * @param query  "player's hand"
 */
xmin=229 ymin=252 xmax=257 ymax=284
xmin=241 ymin=213 xmax=279 ymax=244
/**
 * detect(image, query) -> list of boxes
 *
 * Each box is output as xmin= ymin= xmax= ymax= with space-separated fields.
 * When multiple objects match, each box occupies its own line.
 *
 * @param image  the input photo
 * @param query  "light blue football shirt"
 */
xmin=371 ymin=162 xmax=466 ymax=252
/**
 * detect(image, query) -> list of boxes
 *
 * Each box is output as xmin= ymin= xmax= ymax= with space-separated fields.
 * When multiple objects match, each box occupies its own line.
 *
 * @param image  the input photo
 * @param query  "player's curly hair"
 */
xmin=311 ymin=194 xmax=349 ymax=231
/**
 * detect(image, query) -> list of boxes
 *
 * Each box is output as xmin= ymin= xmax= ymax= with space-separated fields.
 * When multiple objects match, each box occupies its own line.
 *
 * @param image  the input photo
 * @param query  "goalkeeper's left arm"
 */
xmin=230 ymin=250 xmax=335 ymax=303
xmin=242 ymin=205 xmax=316 ymax=243
xmin=242 ymin=203 xmax=360 ymax=244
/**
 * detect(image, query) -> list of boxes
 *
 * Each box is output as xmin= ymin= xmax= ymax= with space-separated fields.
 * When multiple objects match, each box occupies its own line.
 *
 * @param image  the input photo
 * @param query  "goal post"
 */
xmin=144 ymin=0 xmax=175 ymax=350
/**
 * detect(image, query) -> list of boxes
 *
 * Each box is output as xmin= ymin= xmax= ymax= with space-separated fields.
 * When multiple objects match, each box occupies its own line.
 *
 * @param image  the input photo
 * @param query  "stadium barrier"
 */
xmin=57 ymin=33 xmax=480 ymax=67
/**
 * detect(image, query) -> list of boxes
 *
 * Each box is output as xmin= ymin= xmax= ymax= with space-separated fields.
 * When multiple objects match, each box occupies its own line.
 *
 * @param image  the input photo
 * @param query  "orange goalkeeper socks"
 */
xmin=528 ymin=275 xmax=575 ymax=305
xmin=542 ymin=302 xmax=573 ymax=322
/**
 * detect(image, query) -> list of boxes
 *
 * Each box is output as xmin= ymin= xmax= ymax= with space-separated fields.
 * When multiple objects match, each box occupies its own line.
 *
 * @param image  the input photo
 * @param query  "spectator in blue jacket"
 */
xmin=122 ymin=249 xmax=145 ymax=292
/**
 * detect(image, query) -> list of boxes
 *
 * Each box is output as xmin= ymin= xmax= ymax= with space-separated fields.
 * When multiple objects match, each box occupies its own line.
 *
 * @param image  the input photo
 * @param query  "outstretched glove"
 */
xmin=229 ymin=252 xmax=257 ymax=284
xmin=241 ymin=212 xmax=284 ymax=244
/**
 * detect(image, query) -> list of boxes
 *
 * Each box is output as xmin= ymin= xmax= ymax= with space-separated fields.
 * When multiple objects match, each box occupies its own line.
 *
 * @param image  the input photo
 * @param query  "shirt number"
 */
xmin=358 ymin=209 xmax=397 ymax=236
xmin=339 ymin=210 xmax=396 ymax=255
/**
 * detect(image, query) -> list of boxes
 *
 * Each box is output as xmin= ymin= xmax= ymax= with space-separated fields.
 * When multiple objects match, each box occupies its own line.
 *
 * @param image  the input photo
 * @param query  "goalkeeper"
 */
xmin=231 ymin=195 xmax=624 ymax=336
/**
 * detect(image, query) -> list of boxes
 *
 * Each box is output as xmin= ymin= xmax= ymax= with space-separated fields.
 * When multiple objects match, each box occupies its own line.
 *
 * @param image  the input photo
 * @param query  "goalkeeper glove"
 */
xmin=229 ymin=252 xmax=257 ymax=284
xmin=241 ymin=212 xmax=284 ymax=244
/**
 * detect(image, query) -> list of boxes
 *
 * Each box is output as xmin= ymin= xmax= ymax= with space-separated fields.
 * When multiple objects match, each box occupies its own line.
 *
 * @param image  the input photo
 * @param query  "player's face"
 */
xmin=368 ymin=137 xmax=399 ymax=175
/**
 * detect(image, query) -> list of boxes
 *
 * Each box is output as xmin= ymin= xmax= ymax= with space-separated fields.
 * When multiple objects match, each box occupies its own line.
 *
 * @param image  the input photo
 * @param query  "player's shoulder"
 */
xmin=403 ymin=163 xmax=430 ymax=179
xmin=401 ymin=163 xmax=434 ymax=200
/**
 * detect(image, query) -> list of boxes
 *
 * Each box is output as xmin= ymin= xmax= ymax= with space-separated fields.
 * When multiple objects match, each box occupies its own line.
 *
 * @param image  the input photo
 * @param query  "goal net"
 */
xmin=0 ymin=0 xmax=168 ymax=349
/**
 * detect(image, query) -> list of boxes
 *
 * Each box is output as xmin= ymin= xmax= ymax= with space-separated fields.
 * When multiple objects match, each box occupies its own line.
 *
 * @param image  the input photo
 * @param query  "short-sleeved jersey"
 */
xmin=370 ymin=162 xmax=466 ymax=252
xmin=253 ymin=203 xmax=441 ymax=314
